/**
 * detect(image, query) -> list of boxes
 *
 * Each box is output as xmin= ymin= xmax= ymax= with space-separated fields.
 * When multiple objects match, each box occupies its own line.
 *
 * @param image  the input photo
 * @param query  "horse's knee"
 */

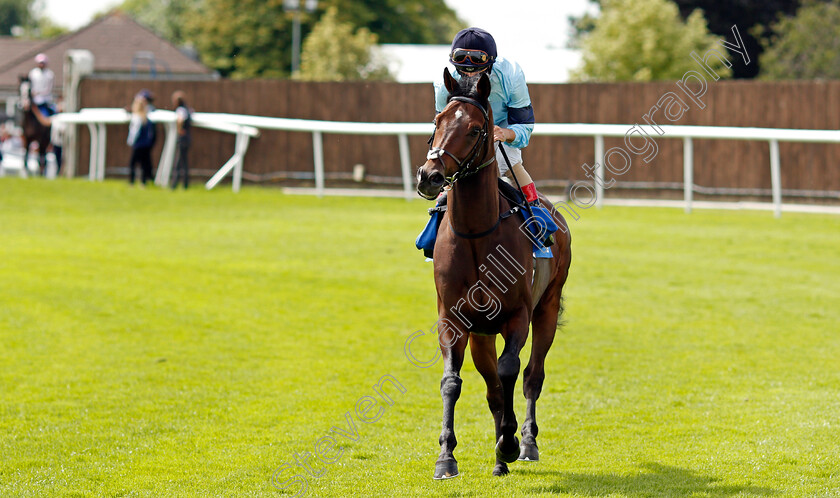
xmin=523 ymin=372 xmax=545 ymax=399
xmin=497 ymin=353 xmax=520 ymax=382
xmin=486 ymin=387 xmax=504 ymax=411
xmin=440 ymin=374 xmax=462 ymax=399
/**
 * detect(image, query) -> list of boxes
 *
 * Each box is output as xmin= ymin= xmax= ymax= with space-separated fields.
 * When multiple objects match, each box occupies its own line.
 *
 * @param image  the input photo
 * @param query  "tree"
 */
xmin=120 ymin=0 xmax=201 ymax=46
xmin=178 ymin=0 xmax=462 ymax=78
xmin=571 ymin=0 xmax=813 ymax=79
xmin=0 ymin=0 xmax=34 ymax=35
xmin=757 ymin=0 xmax=840 ymax=79
xmin=323 ymin=0 xmax=462 ymax=44
xmin=572 ymin=0 xmax=731 ymax=82
xmin=670 ymin=0 xmax=806 ymax=79
xmin=298 ymin=6 xmax=392 ymax=81
xmin=30 ymin=15 xmax=69 ymax=38
xmin=182 ymin=0 xmax=295 ymax=78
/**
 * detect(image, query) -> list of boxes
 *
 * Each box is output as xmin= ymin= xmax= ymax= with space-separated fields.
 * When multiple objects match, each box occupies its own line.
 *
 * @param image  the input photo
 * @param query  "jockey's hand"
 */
xmin=494 ymin=126 xmax=514 ymax=143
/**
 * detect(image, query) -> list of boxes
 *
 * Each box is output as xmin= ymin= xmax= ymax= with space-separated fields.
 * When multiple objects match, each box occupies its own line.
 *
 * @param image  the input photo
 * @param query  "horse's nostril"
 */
xmin=430 ymin=172 xmax=445 ymax=187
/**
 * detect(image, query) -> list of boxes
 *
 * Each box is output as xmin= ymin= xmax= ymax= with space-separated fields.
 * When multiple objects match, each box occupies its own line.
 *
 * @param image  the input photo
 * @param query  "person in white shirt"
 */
xmin=28 ymin=53 xmax=56 ymax=117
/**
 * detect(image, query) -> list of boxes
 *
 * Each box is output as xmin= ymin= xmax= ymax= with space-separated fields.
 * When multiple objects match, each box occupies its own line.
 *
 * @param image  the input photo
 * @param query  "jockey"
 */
xmin=417 ymin=27 xmax=554 ymax=259
xmin=433 ymin=27 xmax=540 ymax=205
xmin=29 ymin=53 xmax=56 ymax=117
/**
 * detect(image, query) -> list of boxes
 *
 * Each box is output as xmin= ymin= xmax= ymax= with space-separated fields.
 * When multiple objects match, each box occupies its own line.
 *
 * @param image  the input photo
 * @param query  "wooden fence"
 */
xmin=77 ymin=78 xmax=840 ymax=198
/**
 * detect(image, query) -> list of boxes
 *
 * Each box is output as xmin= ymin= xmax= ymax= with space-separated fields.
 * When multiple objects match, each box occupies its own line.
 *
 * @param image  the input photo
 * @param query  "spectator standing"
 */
xmin=126 ymin=95 xmax=157 ymax=186
xmin=170 ymin=90 xmax=192 ymax=189
xmin=138 ymin=89 xmax=156 ymax=111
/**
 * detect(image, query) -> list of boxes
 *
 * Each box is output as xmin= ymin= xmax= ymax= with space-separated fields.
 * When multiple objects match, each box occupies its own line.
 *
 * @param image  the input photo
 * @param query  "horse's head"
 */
xmin=416 ymin=69 xmax=493 ymax=200
xmin=18 ymin=75 xmax=31 ymax=108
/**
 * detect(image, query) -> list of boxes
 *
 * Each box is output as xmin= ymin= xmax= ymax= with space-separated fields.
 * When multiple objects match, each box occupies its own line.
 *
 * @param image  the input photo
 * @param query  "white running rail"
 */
xmin=55 ymin=110 xmax=840 ymax=217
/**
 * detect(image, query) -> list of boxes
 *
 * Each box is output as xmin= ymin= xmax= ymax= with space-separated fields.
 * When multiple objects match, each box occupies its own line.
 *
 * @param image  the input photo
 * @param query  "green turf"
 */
xmin=1 ymin=178 xmax=838 ymax=497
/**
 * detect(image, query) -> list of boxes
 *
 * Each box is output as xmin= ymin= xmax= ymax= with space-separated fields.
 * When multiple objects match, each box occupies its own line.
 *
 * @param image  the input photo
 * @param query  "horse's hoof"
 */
xmin=518 ymin=440 xmax=539 ymax=461
xmin=495 ymin=436 xmax=520 ymax=463
xmin=433 ymin=459 xmax=459 ymax=480
xmin=492 ymin=462 xmax=509 ymax=476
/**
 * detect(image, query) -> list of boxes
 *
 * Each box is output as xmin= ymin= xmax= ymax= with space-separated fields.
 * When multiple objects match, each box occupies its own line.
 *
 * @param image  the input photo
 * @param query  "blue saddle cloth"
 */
xmin=416 ymin=183 xmax=558 ymax=259
xmin=522 ymin=205 xmax=558 ymax=258
xmin=415 ymin=208 xmax=443 ymax=253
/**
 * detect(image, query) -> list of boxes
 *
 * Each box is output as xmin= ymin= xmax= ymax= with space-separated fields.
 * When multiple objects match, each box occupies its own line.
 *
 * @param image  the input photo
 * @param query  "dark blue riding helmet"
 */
xmin=449 ymin=27 xmax=497 ymax=74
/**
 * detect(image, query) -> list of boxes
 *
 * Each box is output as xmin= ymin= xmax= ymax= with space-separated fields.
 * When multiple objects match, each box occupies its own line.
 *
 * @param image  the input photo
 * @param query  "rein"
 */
xmin=428 ymin=95 xmax=521 ymax=241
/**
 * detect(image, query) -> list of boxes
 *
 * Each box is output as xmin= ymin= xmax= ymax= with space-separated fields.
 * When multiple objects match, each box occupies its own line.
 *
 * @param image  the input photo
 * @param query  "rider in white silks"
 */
xmin=28 ymin=53 xmax=56 ymax=117
xmin=433 ymin=27 xmax=541 ymax=205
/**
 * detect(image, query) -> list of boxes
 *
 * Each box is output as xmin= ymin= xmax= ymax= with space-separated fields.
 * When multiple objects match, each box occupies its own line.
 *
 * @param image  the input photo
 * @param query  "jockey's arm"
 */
xmin=502 ymin=61 xmax=535 ymax=148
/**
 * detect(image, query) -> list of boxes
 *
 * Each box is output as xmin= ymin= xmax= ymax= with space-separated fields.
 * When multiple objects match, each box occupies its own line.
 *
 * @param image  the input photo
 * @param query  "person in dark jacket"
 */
xmin=127 ymin=94 xmax=156 ymax=186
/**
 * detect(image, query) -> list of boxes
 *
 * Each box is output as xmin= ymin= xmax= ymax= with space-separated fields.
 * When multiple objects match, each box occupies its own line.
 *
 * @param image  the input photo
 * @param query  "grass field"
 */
xmin=1 ymin=178 xmax=839 ymax=497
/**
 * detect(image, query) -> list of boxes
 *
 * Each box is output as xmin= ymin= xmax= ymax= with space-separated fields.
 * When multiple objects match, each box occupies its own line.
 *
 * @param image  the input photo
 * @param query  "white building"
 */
xmin=379 ymin=44 xmax=582 ymax=84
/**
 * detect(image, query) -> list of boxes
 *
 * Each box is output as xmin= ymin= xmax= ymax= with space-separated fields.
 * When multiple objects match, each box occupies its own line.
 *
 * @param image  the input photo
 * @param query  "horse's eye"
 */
xmin=470 ymin=127 xmax=481 ymax=137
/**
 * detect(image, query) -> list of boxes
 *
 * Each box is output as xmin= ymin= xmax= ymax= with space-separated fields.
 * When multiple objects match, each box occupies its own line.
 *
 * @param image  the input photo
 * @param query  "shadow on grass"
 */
xmin=522 ymin=462 xmax=777 ymax=497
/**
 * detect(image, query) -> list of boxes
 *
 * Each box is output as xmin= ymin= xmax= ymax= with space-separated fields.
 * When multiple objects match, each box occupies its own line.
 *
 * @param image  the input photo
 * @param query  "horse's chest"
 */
xmin=435 ymin=258 xmax=531 ymax=333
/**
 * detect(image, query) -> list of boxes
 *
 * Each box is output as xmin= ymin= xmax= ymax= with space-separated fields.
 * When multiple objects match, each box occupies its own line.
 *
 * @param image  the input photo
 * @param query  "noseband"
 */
xmin=426 ymin=96 xmax=496 ymax=186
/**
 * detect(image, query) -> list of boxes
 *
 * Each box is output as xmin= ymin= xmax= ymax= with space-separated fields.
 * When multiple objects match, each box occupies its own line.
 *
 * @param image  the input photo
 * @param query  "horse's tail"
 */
xmin=556 ymin=296 xmax=566 ymax=330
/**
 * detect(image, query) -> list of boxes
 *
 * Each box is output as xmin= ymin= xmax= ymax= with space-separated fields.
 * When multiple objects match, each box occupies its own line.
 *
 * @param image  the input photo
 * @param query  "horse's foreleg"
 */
xmin=495 ymin=310 xmax=528 ymax=464
xmin=469 ymin=333 xmax=509 ymax=476
xmin=434 ymin=322 xmax=468 ymax=480
xmin=20 ymin=146 xmax=30 ymax=178
xmin=38 ymin=152 xmax=47 ymax=176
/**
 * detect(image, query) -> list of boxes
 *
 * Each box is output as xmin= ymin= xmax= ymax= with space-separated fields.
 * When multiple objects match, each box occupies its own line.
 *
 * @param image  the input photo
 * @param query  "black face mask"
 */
xmin=456 ymin=66 xmax=489 ymax=76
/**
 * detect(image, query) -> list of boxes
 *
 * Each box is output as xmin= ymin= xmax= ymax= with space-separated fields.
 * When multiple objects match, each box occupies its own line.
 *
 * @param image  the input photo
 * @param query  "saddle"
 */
xmin=416 ymin=179 xmax=558 ymax=259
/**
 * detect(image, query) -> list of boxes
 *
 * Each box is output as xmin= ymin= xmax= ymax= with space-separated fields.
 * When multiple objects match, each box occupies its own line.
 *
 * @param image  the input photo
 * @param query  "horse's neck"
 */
xmin=448 ymin=156 xmax=499 ymax=236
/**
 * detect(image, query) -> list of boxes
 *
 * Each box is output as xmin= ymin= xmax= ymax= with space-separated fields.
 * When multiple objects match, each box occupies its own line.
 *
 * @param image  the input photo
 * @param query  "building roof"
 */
xmin=0 ymin=37 xmax=48 ymax=66
xmin=0 ymin=11 xmax=216 ymax=96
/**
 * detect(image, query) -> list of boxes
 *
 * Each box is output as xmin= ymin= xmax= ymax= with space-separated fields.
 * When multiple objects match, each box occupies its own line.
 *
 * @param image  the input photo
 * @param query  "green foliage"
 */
xmin=145 ymin=0 xmax=461 ymax=78
xmin=182 ymin=0 xmax=295 ymax=78
xmin=757 ymin=0 xmax=840 ymax=80
xmin=28 ymin=13 xmax=70 ymax=38
xmin=120 ymin=0 xmax=202 ymax=46
xmin=671 ymin=0 xmax=804 ymax=79
xmin=298 ymin=6 xmax=392 ymax=81
xmin=1 ymin=179 xmax=839 ymax=496
xmin=0 ymin=0 xmax=70 ymax=38
xmin=570 ymin=0 xmax=809 ymax=79
xmin=323 ymin=0 xmax=463 ymax=44
xmin=572 ymin=0 xmax=732 ymax=82
xmin=0 ymin=0 xmax=33 ymax=35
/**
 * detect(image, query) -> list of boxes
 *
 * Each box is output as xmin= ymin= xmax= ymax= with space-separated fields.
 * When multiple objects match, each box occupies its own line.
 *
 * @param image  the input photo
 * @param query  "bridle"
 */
xmin=425 ymin=96 xmax=496 ymax=189
xmin=19 ymin=79 xmax=31 ymax=109
xmin=423 ymin=95 xmax=521 ymax=240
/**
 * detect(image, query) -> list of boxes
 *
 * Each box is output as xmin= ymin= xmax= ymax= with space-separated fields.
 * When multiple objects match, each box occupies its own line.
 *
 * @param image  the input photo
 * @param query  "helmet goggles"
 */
xmin=450 ymin=48 xmax=494 ymax=71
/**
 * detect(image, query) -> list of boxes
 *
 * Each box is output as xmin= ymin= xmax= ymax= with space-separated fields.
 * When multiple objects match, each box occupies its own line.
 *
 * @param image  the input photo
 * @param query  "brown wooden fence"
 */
xmin=77 ymin=78 xmax=840 ymax=199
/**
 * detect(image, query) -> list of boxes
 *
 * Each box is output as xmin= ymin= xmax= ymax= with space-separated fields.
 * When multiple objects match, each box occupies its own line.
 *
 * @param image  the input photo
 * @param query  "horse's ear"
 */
xmin=477 ymin=72 xmax=491 ymax=100
xmin=443 ymin=68 xmax=457 ymax=94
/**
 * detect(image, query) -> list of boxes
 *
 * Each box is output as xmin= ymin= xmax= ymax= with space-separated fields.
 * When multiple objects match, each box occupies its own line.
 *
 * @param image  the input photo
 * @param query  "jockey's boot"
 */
xmin=435 ymin=189 xmax=448 ymax=208
xmin=521 ymin=182 xmax=540 ymax=207
xmin=521 ymin=182 xmax=555 ymax=247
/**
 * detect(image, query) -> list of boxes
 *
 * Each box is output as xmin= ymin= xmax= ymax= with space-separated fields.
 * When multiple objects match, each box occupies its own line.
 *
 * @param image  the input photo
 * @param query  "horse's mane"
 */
xmin=447 ymin=72 xmax=489 ymax=108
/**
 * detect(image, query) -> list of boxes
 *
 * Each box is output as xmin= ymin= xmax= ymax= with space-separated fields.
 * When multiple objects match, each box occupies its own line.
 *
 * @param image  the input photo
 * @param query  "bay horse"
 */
xmin=18 ymin=76 xmax=52 ymax=176
xmin=416 ymin=69 xmax=572 ymax=478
